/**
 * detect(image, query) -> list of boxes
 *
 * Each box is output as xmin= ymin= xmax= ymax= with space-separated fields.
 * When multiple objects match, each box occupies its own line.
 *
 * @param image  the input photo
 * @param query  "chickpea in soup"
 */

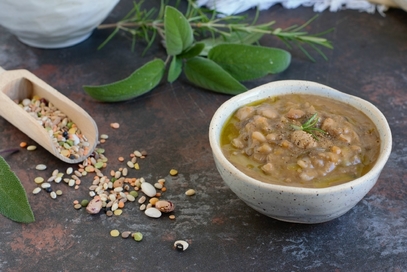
xmin=221 ymin=94 xmax=380 ymax=188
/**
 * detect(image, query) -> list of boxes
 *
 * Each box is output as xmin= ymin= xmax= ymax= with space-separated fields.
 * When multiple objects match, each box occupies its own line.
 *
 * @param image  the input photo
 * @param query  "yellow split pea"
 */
xmin=110 ymin=229 xmax=120 ymax=237
xmin=169 ymin=169 xmax=178 ymax=176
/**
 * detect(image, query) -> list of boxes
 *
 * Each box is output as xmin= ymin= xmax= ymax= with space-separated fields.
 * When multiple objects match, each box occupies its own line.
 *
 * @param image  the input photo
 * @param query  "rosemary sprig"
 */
xmin=85 ymin=3 xmax=334 ymax=102
xmin=291 ymin=113 xmax=326 ymax=139
xmin=97 ymin=0 xmax=333 ymax=61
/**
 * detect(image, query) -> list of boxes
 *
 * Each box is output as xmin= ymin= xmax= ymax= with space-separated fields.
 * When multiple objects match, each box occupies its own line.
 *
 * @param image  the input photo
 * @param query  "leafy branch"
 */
xmin=83 ymin=1 xmax=334 ymax=102
xmin=98 ymin=0 xmax=333 ymax=60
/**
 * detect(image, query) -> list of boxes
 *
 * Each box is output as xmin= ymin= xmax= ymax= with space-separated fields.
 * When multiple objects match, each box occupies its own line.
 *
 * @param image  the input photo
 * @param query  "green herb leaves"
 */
xmin=184 ymin=57 xmax=247 ymax=94
xmin=84 ymin=4 xmax=295 ymax=102
xmin=83 ymin=59 xmax=165 ymax=102
xmin=208 ymin=44 xmax=291 ymax=81
xmin=0 ymin=156 xmax=35 ymax=223
xmin=164 ymin=6 xmax=194 ymax=56
xmin=291 ymin=113 xmax=326 ymax=140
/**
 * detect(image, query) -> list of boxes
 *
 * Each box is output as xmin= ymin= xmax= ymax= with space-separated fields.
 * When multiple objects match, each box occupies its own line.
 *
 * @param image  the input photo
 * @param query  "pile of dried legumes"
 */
xmin=18 ymin=96 xmax=91 ymax=160
xmin=17 ymin=95 xmax=195 ymax=248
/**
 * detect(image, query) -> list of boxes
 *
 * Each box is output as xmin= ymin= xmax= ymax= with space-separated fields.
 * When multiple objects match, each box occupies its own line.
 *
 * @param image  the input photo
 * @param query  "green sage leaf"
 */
xmin=184 ymin=57 xmax=247 ymax=95
xmin=83 ymin=59 xmax=165 ymax=102
xmin=178 ymin=43 xmax=205 ymax=59
xmin=208 ymin=44 xmax=291 ymax=81
xmin=168 ymin=56 xmax=183 ymax=83
xmin=0 ymin=156 xmax=35 ymax=223
xmin=164 ymin=6 xmax=194 ymax=56
xmin=199 ymin=31 xmax=264 ymax=56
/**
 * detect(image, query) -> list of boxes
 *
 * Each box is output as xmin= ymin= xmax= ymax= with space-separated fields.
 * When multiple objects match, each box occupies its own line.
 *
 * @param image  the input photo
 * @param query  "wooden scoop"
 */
xmin=0 ymin=66 xmax=98 ymax=164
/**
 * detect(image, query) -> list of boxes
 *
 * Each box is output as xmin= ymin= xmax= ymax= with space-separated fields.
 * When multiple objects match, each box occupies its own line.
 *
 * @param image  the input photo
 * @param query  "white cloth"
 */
xmin=195 ymin=0 xmax=386 ymax=15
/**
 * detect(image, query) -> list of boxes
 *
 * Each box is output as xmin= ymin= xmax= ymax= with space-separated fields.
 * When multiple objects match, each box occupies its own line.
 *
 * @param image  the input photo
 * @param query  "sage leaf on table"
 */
xmin=184 ymin=57 xmax=247 ymax=94
xmin=168 ymin=55 xmax=183 ymax=83
xmin=208 ymin=44 xmax=291 ymax=81
xmin=168 ymin=42 xmax=205 ymax=83
xmin=199 ymin=32 xmax=265 ymax=56
xmin=0 ymin=156 xmax=35 ymax=223
xmin=178 ymin=42 xmax=205 ymax=59
xmin=164 ymin=6 xmax=194 ymax=56
xmin=83 ymin=59 xmax=165 ymax=102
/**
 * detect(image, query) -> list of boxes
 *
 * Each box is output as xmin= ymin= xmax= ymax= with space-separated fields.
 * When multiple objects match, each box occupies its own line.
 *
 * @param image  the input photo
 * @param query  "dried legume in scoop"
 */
xmin=17 ymin=96 xmax=91 ymax=160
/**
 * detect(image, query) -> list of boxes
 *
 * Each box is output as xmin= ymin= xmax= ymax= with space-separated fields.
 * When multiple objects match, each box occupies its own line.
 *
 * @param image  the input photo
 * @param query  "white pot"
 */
xmin=0 ymin=0 xmax=120 ymax=48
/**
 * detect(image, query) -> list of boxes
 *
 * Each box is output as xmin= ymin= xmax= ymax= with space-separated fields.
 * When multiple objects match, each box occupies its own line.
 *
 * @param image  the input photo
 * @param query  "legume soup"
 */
xmin=221 ymin=94 xmax=380 ymax=188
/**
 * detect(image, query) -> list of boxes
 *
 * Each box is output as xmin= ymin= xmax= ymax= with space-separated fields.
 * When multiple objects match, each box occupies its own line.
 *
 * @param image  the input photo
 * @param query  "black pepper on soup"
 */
xmin=220 ymin=94 xmax=380 ymax=188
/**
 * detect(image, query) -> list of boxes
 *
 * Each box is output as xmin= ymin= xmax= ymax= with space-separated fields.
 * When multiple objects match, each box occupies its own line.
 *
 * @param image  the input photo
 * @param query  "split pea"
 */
xmin=149 ymin=197 xmax=159 ymax=205
xmin=132 ymin=232 xmax=143 ymax=242
xmin=114 ymin=209 xmax=123 ymax=216
xmin=129 ymin=191 xmax=138 ymax=198
xmin=169 ymin=169 xmax=178 ymax=176
xmin=85 ymin=166 xmax=95 ymax=173
xmin=81 ymin=199 xmax=89 ymax=207
xmin=34 ymin=177 xmax=44 ymax=184
xmin=110 ymin=229 xmax=120 ymax=237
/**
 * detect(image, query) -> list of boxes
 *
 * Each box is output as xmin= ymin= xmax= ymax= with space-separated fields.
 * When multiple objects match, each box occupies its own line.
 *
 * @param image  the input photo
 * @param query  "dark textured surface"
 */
xmin=0 ymin=1 xmax=406 ymax=271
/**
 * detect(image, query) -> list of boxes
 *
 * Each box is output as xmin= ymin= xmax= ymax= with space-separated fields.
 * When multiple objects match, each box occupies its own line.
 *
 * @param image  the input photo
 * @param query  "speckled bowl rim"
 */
xmin=209 ymin=80 xmax=392 ymax=195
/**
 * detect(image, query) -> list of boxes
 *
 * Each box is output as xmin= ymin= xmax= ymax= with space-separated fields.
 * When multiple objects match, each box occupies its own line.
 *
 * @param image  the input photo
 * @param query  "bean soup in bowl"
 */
xmin=209 ymin=80 xmax=392 ymax=223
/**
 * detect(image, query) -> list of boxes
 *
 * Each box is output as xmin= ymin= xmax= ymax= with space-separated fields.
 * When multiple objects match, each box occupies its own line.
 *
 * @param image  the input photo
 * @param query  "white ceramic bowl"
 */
xmin=394 ymin=0 xmax=407 ymax=11
xmin=209 ymin=80 xmax=392 ymax=224
xmin=0 ymin=0 xmax=120 ymax=48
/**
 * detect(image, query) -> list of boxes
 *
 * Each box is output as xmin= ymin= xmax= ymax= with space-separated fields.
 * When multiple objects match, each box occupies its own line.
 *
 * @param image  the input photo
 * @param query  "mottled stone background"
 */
xmin=0 ymin=1 xmax=406 ymax=271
